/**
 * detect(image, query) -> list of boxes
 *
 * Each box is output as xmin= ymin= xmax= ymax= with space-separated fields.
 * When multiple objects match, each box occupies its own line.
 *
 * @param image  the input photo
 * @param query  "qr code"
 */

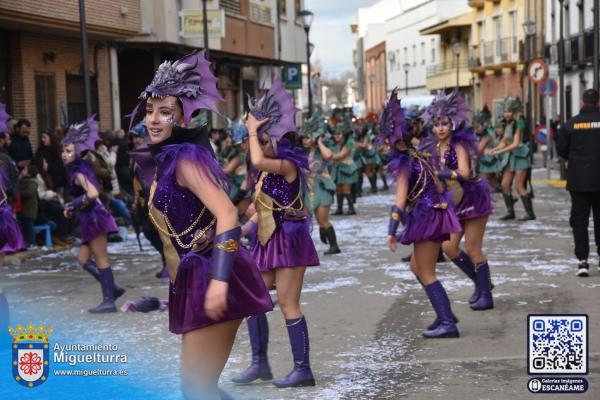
xmin=528 ymin=315 xmax=587 ymax=374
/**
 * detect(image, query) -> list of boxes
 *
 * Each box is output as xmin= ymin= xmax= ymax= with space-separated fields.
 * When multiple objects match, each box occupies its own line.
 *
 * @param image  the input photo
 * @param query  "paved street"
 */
xmin=1 ymin=165 xmax=599 ymax=400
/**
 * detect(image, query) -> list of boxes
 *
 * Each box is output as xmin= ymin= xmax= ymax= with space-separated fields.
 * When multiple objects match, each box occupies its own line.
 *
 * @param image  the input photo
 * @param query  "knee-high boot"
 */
xmin=273 ymin=316 xmax=316 ymax=388
xmin=422 ymin=281 xmax=460 ymax=338
xmin=88 ymin=267 xmax=117 ymax=313
xmin=232 ymin=314 xmax=272 ymax=383
xmin=82 ymin=260 xmax=125 ymax=299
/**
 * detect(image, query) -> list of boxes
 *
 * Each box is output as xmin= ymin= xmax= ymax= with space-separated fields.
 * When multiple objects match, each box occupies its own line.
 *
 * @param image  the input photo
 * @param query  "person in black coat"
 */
xmin=8 ymin=119 xmax=33 ymax=169
xmin=34 ymin=129 xmax=68 ymax=194
xmin=556 ymin=88 xmax=600 ymax=277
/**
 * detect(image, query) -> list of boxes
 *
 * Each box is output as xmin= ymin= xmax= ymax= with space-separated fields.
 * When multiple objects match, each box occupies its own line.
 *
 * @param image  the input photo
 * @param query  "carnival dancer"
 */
xmin=488 ymin=96 xmax=536 ymax=221
xmin=233 ymin=75 xmax=319 ymax=388
xmin=474 ymin=108 xmax=504 ymax=191
xmin=355 ymin=116 xmax=381 ymax=194
xmin=60 ymin=116 xmax=125 ymax=314
xmin=130 ymin=51 xmax=272 ymax=398
xmin=382 ymin=89 xmax=462 ymax=338
xmin=325 ymin=119 xmax=358 ymax=215
xmin=301 ymin=111 xmax=341 ymax=255
xmin=223 ymin=120 xmax=253 ymax=215
xmin=424 ymin=89 xmax=494 ymax=310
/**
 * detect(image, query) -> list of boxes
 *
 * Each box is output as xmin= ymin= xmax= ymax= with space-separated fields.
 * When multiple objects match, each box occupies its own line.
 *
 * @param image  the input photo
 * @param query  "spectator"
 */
xmin=35 ymin=158 xmax=71 ymax=246
xmin=18 ymin=164 xmax=38 ymax=247
xmin=110 ymin=129 xmax=132 ymax=195
xmin=556 ymin=88 xmax=600 ymax=277
xmin=95 ymin=141 xmax=120 ymax=196
xmin=0 ymin=132 xmax=18 ymax=204
xmin=34 ymin=129 xmax=68 ymax=194
xmin=8 ymin=119 xmax=33 ymax=169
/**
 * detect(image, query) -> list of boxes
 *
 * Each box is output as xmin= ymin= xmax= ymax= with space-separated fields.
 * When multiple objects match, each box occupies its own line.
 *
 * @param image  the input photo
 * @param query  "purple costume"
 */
xmin=438 ymin=127 xmax=493 ymax=221
xmin=67 ymin=159 xmax=118 ymax=244
xmin=252 ymin=170 xmax=319 ymax=270
xmin=388 ymin=150 xmax=461 ymax=245
xmin=150 ymin=142 xmax=273 ymax=334
xmin=0 ymin=166 xmax=26 ymax=254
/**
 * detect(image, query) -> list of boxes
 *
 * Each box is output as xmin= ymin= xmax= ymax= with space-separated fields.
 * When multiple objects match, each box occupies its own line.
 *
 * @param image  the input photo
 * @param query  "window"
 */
xmin=494 ymin=16 xmax=502 ymax=57
xmin=66 ymin=74 xmax=99 ymax=124
xmin=421 ymin=42 xmax=426 ymax=64
xmin=35 ymin=74 xmax=56 ymax=133
xmin=412 ymin=44 xmax=417 ymax=66
xmin=220 ymin=0 xmax=241 ymax=15
xmin=431 ymin=38 xmax=435 ymax=63
xmin=509 ymin=11 xmax=517 ymax=53
xmin=294 ymin=0 xmax=301 ymax=20
xmin=404 ymin=47 xmax=408 ymax=65
xmin=396 ymin=49 xmax=400 ymax=69
xmin=279 ymin=0 xmax=287 ymax=17
xmin=564 ymin=2 xmax=570 ymax=36
xmin=250 ymin=3 xmax=272 ymax=24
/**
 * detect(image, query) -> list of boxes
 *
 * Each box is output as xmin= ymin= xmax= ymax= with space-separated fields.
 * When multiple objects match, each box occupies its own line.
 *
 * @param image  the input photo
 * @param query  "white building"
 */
xmin=354 ymin=0 xmax=470 ymax=114
xmin=546 ymin=0 xmax=596 ymax=120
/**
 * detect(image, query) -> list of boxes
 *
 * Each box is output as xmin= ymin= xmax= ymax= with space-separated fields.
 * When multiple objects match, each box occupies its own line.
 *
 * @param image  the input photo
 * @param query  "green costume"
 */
xmin=505 ymin=119 xmax=531 ymax=171
xmin=305 ymin=147 xmax=336 ymax=212
xmin=477 ymin=127 xmax=504 ymax=173
xmin=332 ymin=137 xmax=359 ymax=185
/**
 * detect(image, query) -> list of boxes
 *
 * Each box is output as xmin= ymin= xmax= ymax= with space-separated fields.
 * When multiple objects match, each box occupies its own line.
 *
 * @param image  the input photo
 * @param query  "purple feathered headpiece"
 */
xmin=422 ymin=88 xmax=470 ymax=128
xmin=247 ymin=73 xmax=299 ymax=142
xmin=61 ymin=115 xmax=100 ymax=156
xmin=0 ymin=101 xmax=11 ymax=133
xmin=131 ymin=50 xmax=223 ymax=128
xmin=376 ymin=88 xmax=409 ymax=146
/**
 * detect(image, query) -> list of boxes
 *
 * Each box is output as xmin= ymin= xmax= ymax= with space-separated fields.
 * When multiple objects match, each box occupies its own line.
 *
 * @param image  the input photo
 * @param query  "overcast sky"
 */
xmin=305 ymin=0 xmax=379 ymax=78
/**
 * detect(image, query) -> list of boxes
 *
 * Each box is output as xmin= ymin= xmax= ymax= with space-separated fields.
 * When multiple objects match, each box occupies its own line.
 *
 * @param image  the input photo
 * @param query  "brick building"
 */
xmin=0 ymin=0 xmax=140 ymax=147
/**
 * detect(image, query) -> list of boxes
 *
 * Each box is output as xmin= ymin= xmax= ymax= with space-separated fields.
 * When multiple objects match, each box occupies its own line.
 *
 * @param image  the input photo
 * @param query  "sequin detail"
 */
xmin=257 ymin=172 xmax=301 ymax=227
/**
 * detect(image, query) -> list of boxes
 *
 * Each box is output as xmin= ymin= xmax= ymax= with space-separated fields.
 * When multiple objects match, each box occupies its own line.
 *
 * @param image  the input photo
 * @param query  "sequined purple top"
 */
xmin=152 ymin=169 xmax=215 ymax=257
xmin=68 ymin=158 xmax=100 ymax=197
xmin=442 ymin=145 xmax=459 ymax=171
xmin=259 ymin=171 xmax=301 ymax=228
xmin=389 ymin=149 xmax=446 ymax=212
xmin=151 ymin=144 xmax=221 ymax=257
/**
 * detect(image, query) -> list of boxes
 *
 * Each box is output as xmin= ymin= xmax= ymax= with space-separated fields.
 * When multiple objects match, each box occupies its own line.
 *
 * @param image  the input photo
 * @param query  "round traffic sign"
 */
xmin=539 ymin=79 xmax=558 ymax=97
xmin=528 ymin=59 xmax=548 ymax=84
xmin=534 ymin=124 xmax=554 ymax=145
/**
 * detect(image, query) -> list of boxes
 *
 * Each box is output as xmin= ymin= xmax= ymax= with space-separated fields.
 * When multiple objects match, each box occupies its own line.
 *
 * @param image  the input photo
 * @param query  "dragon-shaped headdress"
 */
xmin=422 ymin=88 xmax=470 ymax=128
xmin=376 ymin=88 xmax=409 ymax=145
xmin=61 ymin=115 xmax=100 ymax=156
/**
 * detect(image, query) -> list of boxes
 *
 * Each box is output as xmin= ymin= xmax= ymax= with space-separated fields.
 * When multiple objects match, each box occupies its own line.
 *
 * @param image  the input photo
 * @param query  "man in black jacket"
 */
xmin=556 ymin=89 xmax=600 ymax=277
xmin=8 ymin=119 xmax=33 ymax=169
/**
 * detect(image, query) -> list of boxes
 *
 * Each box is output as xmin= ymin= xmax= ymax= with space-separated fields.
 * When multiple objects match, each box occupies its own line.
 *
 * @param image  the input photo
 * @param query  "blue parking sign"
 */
xmin=283 ymin=64 xmax=302 ymax=89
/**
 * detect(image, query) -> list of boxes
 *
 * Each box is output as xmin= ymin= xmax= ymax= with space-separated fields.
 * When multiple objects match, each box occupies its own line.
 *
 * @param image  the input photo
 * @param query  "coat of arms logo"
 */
xmin=8 ymin=323 xmax=52 ymax=388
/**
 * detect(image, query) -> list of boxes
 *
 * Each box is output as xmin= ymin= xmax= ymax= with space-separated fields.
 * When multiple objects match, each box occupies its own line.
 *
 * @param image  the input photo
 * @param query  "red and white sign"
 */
xmin=528 ymin=59 xmax=548 ymax=84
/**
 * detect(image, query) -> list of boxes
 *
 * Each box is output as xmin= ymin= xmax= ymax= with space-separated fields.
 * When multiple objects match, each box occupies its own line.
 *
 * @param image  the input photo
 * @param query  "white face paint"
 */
xmin=61 ymin=143 xmax=76 ymax=164
xmin=144 ymin=96 xmax=183 ymax=144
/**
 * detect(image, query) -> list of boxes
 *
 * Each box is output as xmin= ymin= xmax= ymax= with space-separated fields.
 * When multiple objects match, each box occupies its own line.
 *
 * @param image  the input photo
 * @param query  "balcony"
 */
xmin=468 ymin=0 xmax=484 ymax=8
xmin=520 ymin=34 xmax=546 ymax=62
xmin=468 ymin=37 xmax=520 ymax=72
xmin=426 ymin=59 xmax=471 ymax=90
xmin=547 ymin=30 xmax=596 ymax=70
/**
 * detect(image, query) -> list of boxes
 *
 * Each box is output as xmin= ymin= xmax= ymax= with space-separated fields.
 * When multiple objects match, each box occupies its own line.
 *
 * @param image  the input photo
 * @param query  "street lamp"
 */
xmin=299 ymin=9 xmax=314 ymax=114
xmin=452 ymin=41 xmax=462 ymax=89
xmin=522 ymin=20 xmax=537 ymax=164
xmin=402 ymin=62 xmax=410 ymax=95
xmin=308 ymin=42 xmax=315 ymax=56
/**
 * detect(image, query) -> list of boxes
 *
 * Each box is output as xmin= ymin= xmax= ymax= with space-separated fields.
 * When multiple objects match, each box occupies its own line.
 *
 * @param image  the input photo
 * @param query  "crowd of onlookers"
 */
xmin=0 ymin=118 xmax=136 ymax=250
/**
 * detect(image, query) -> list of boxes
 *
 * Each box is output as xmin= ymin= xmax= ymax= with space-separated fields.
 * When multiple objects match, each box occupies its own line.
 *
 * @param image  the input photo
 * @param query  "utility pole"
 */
xmin=79 ymin=0 xmax=92 ymax=117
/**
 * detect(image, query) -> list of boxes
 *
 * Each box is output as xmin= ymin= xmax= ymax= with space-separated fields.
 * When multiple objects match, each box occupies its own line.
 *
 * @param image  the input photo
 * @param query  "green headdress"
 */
xmin=503 ymin=96 xmax=522 ymax=113
xmin=472 ymin=105 xmax=492 ymax=127
xmin=301 ymin=110 xmax=326 ymax=141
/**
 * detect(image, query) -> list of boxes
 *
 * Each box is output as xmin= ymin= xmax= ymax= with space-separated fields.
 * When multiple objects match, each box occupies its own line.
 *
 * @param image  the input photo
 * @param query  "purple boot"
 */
xmin=422 ymin=281 xmax=460 ymax=338
xmin=415 ymin=276 xmax=459 ymax=330
xmin=470 ymin=261 xmax=494 ymax=311
xmin=273 ymin=316 xmax=316 ymax=388
xmin=82 ymin=260 xmax=126 ymax=299
xmin=451 ymin=251 xmax=479 ymax=304
xmin=232 ymin=314 xmax=273 ymax=384
xmin=88 ymin=267 xmax=117 ymax=313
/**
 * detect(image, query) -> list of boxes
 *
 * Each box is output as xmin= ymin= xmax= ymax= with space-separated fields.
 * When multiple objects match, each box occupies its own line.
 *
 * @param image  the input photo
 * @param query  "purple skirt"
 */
xmin=252 ymin=219 xmax=320 ymax=271
xmin=455 ymin=178 xmax=493 ymax=221
xmin=0 ymin=205 xmax=26 ymax=254
xmin=169 ymin=247 xmax=273 ymax=334
xmin=399 ymin=201 xmax=462 ymax=245
xmin=78 ymin=201 xmax=118 ymax=245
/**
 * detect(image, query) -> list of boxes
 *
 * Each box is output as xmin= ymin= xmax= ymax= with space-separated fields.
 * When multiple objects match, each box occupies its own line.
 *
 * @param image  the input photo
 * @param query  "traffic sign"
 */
xmin=528 ymin=59 xmax=548 ymax=84
xmin=283 ymin=64 xmax=302 ymax=90
xmin=539 ymin=79 xmax=558 ymax=97
xmin=534 ymin=124 xmax=554 ymax=145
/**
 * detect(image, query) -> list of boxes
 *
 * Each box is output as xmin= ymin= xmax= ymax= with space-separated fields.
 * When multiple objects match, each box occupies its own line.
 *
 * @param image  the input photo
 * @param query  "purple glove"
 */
xmin=211 ymin=226 xmax=241 ymax=282
xmin=388 ymin=205 xmax=406 ymax=236
xmin=437 ymin=170 xmax=466 ymax=182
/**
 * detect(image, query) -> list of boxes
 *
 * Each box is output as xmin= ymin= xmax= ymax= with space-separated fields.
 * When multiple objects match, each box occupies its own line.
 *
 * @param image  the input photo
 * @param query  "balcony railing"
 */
xmin=468 ymin=37 xmax=520 ymax=70
xmin=426 ymin=59 xmax=469 ymax=77
xmin=547 ymin=30 xmax=597 ymax=69
xmin=521 ymin=34 xmax=546 ymax=61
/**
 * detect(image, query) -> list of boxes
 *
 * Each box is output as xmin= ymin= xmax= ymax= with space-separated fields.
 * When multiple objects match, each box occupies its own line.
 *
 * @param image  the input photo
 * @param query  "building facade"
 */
xmin=118 ymin=0 xmax=307 ymax=129
xmin=0 ymin=0 xmax=141 ymax=145
xmin=546 ymin=0 xmax=596 ymax=121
